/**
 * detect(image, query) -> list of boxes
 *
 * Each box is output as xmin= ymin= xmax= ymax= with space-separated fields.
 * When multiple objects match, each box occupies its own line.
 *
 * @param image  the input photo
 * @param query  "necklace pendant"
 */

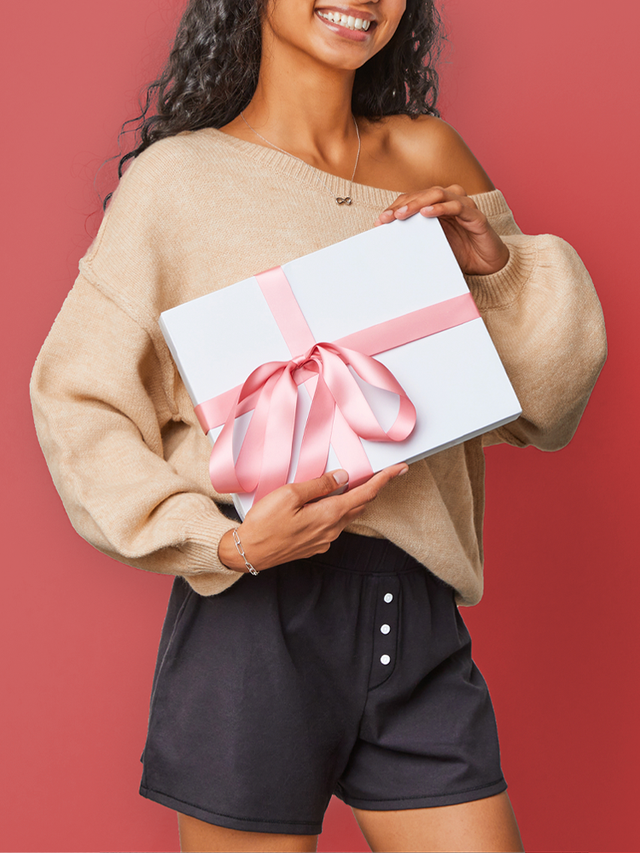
xmin=336 ymin=197 xmax=352 ymax=206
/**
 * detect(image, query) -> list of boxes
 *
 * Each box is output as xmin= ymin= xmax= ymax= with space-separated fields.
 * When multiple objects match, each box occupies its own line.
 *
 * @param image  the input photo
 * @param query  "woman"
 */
xmin=30 ymin=0 xmax=606 ymax=850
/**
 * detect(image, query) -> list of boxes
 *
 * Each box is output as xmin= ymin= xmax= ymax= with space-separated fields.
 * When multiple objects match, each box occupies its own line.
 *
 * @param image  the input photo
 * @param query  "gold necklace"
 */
xmin=240 ymin=112 xmax=361 ymax=206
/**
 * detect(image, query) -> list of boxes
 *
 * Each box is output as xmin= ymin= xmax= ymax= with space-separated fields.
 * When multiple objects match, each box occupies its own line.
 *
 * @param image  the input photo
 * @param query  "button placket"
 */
xmin=369 ymin=576 xmax=400 ymax=687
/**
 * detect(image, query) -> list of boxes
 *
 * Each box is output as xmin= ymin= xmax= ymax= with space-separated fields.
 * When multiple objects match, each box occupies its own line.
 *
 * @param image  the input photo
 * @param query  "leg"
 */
xmin=178 ymin=812 xmax=318 ymax=852
xmin=352 ymin=791 xmax=524 ymax=853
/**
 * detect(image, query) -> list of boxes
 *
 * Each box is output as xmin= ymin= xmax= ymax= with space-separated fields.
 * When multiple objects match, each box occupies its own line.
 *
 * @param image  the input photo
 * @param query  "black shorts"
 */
xmin=139 ymin=532 xmax=506 ymax=836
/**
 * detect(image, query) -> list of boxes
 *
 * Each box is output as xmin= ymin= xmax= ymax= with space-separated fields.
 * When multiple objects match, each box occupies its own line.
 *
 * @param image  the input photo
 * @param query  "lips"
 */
xmin=316 ymin=10 xmax=373 ymax=31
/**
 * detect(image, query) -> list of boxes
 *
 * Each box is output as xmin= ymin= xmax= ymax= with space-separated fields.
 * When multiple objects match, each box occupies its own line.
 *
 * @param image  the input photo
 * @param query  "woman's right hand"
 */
xmin=218 ymin=464 xmax=408 ymax=572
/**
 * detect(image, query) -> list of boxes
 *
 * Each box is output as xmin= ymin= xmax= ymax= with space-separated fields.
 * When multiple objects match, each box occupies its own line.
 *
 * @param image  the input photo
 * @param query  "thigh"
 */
xmin=178 ymin=812 xmax=318 ymax=852
xmin=352 ymin=792 xmax=523 ymax=853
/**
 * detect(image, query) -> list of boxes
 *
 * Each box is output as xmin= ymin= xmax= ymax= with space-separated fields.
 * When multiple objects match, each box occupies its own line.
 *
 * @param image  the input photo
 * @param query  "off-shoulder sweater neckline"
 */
xmin=203 ymin=128 xmax=507 ymax=215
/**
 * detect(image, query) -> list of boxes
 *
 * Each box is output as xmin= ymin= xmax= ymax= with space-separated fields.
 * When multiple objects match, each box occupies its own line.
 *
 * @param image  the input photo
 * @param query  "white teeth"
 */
xmin=317 ymin=10 xmax=373 ymax=31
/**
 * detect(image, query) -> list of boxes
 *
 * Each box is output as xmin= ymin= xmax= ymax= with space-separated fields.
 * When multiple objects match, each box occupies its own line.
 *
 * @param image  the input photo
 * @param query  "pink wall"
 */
xmin=1 ymin=1 xmax=638 ymax=851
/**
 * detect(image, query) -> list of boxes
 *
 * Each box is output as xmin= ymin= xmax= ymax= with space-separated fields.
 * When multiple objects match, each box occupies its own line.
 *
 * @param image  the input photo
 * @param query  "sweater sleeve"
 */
xmin=467 ymin=191 xmax=607 ymax=450
xmin=30 ymin=274 xmax=242 ymax=597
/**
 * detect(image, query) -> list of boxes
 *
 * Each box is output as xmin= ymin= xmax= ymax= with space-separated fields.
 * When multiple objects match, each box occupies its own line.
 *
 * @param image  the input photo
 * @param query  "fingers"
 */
xmin=237 ymin=463 xmax=409 ymax=570
xmin=418 ymin=197 xmax=483 ymax=227
xmin=288 ymin=468 xmax=349 ymax=506
xmin=373 ymin=185 xmax=476 ymax=226
xmin=298 ymin=463 xmax=408 ymax=546
xmin=336 ymin=463 xmax=408 ymax=513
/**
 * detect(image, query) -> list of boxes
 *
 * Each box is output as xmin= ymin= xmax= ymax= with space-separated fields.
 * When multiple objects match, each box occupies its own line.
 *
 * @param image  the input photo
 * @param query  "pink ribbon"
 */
xmin=195 ymin=266 xmax=481 ymax=500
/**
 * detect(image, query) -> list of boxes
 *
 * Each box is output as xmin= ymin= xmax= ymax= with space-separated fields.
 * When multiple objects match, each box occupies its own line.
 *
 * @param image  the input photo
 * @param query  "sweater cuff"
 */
xmin=179 ymin=507 xmax=244 ymax=596
xmin=466 ymin=236 xmax=539 ymax=311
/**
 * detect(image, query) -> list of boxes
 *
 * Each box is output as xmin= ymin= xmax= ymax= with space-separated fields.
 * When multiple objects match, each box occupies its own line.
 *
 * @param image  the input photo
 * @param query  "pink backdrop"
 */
xmin=2 ymin=1 xmax=638 ymax=851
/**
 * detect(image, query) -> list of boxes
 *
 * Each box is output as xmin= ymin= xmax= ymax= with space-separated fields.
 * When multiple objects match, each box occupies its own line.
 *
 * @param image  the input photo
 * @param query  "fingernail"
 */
xmin=420 ymin=206 xmax=435 ymax=214
xmin=333 ymin=470 xmax=349 ymax=485
xmin=395 ymin=205 xmax=409 ymax=216
xmin=398 ymin=465 xmax=409 ymax=476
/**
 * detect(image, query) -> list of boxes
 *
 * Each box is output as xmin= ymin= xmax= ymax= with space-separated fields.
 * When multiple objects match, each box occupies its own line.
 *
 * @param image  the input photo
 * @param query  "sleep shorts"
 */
xmin=139 ymin=530 xmax=506 ymax=836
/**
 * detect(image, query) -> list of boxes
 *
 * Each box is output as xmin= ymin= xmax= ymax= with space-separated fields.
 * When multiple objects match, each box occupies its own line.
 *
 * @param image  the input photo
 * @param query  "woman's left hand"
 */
xmin=374 ymin=185 xmax=509 ymax=277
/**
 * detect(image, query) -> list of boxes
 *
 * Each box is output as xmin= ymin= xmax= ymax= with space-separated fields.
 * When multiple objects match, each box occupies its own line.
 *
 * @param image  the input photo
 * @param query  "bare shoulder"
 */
xmin=362 ymin=114 xmax=495 ymax=196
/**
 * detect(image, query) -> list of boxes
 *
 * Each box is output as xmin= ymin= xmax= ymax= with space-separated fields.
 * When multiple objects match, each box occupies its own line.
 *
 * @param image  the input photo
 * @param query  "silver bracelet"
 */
xmin=232 ymin=528 xmax=259 ymax=576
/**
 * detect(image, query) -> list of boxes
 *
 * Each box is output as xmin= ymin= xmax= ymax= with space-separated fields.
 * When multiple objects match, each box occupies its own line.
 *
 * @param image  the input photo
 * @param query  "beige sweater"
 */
xmin=30 ymin=129 xmax=606 ymax=605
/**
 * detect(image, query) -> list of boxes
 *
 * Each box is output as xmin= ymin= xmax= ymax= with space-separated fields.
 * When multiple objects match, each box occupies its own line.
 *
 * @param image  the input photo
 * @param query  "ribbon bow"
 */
xmin=194 ymin=265 xmax=481 ymax=502
xmin=208 ymin=340 xmax=416 ymax=502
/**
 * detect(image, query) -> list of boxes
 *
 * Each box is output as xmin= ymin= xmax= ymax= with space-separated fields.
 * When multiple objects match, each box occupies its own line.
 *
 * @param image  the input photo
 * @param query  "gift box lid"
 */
xmin=160 ymin=215 xmax=521 ymax=516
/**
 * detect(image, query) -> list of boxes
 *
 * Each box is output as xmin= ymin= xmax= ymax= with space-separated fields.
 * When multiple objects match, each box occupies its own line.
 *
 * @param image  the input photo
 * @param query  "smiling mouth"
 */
xmin=316 ymin=10 xmax=373 ymax=31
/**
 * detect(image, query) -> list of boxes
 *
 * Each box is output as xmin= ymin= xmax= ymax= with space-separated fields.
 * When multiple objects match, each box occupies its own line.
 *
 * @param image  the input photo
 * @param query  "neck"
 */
xmin=240 ymin=30 xmax=360 ymax=176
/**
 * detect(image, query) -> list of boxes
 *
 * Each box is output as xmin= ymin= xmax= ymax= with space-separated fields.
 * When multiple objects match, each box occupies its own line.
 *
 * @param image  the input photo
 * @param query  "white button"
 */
xmin=383 ymin=593 xmax=393 ymax=603
xmin=380 ymin=624 xmax=391 ymax=634
xmin=380 ymin=654 xmax=391 ymax=665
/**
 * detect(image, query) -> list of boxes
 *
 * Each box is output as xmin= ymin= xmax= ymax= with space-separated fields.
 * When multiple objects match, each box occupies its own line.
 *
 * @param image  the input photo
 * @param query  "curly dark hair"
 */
xmin=104 ymin=0 xmax=445 ymax=206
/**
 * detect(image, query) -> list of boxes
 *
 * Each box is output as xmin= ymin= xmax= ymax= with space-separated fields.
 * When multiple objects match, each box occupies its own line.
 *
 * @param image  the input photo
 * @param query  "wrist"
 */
xmin=218 ymin=528 xmax=246 ymax=572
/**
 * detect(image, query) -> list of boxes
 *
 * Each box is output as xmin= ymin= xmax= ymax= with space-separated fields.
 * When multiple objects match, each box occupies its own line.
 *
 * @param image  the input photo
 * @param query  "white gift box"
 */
xmin=160 ymin=215 xmax=521 ymax=519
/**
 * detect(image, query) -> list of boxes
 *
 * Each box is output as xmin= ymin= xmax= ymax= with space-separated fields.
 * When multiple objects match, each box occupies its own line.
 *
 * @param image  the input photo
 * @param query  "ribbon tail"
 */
xmin=233 ymin=368 xmax=285 ymax=494
xmin=208 ymin=384 xmax=247 ymax=494
xmin=209 ymin=360 xmax=288 ymax=495
xmin=295 ymin=360 xmax=376 ymax=489
xmin=253 ymin=367 xmax=301 ymax=502
xmin=330 ymin=405 xmax=375 ymax=488
xmin=294 ymin=372 xmax=335 ymax=483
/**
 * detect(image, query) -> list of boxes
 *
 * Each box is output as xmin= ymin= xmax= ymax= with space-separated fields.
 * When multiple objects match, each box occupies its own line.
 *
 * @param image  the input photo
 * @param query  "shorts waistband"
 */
xmin=309 ymin=531 xmax=420 ymax=574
